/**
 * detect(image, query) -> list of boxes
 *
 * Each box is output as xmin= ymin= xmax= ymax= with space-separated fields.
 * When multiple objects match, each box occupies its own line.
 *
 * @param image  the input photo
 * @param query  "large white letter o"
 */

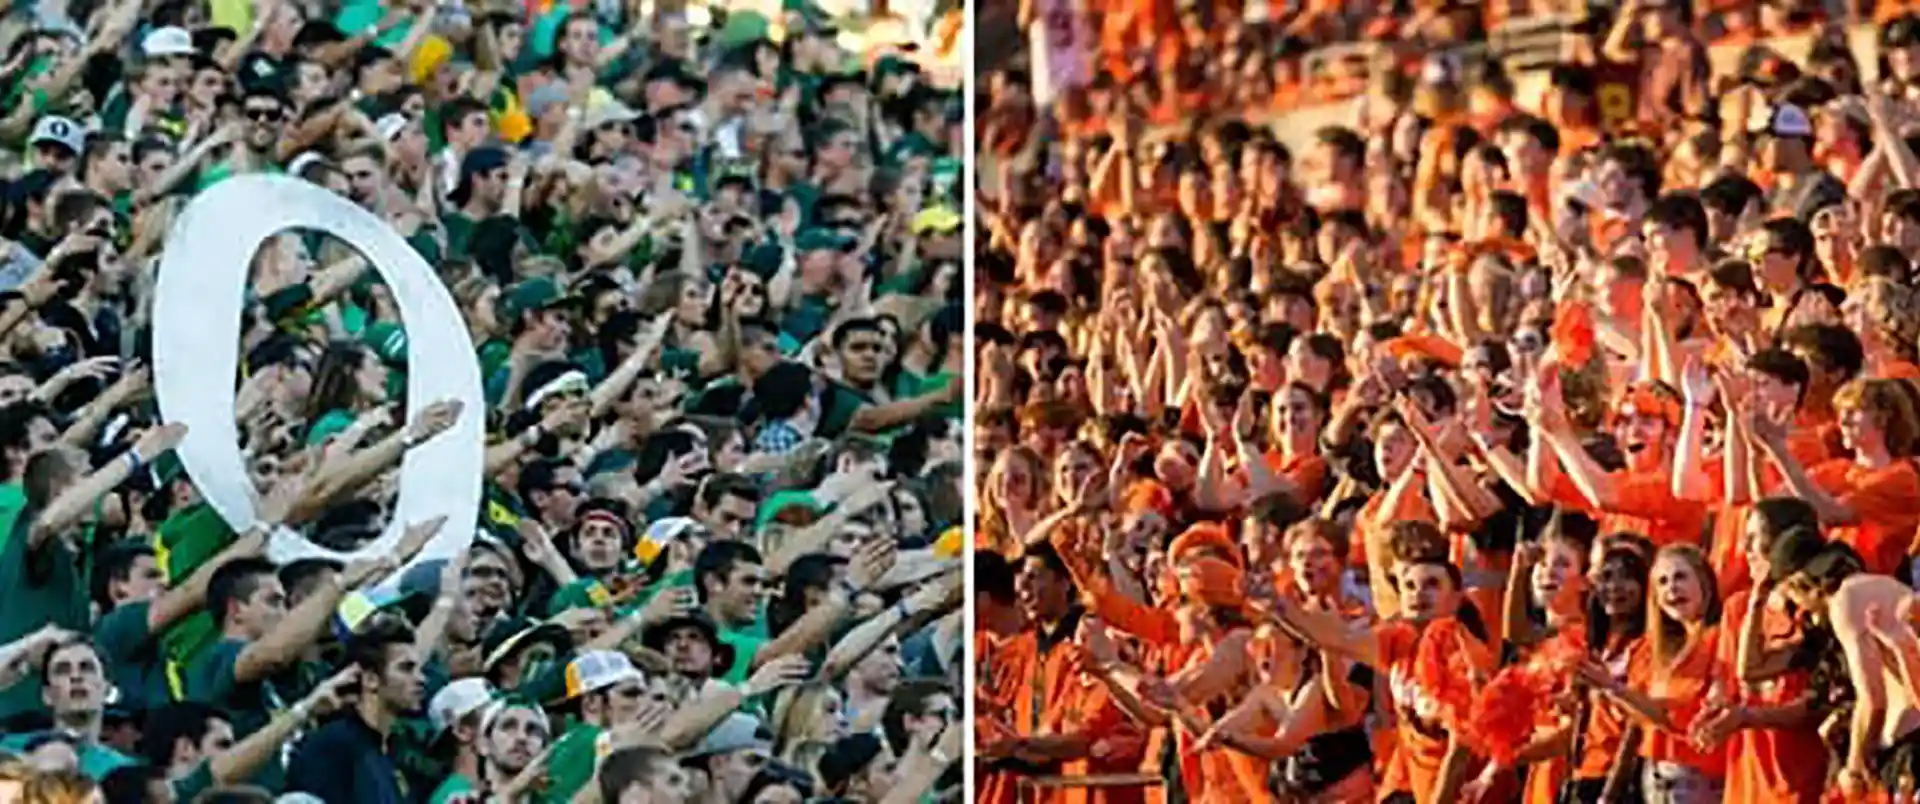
xmin=154 ymin=174 xmax=483 ymax=575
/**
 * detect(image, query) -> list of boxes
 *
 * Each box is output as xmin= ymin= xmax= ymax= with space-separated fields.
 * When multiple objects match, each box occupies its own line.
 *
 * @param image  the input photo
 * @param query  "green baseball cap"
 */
xmin=756 ymin=490 xmax=822 ymax=531
xmin=363 ymin=321 xmax=408 ymax=365
xmin=795 ymin=228 xmax=856 ymax=253
xmin=502 ymin=276 xmax=573 ymax=320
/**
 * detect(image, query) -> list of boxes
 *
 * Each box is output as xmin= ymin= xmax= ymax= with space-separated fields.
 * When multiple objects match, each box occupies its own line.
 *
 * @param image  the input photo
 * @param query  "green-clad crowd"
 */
xmin=0 ymin=0 xmax=966 ymax=798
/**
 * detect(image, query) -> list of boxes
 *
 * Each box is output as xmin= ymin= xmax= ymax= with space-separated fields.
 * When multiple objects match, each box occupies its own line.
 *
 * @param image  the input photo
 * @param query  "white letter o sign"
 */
xmin=154 ymin=175 xmax=483 ymax=577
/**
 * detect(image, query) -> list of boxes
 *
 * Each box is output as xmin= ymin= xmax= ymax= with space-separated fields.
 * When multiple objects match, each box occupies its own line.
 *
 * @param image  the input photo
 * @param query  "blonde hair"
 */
xmin=1648 ymin=544 xmax=1720 ymax=671
xmin=980 ymin=446 xmax=1047 ymax=555
xmin=770 ymin=682 xmax=842 ymax=759
xmin=23 ymin=769 xmax=95 ymax=804
xmin=1835 ymin=378 xmax=1920 ymax=457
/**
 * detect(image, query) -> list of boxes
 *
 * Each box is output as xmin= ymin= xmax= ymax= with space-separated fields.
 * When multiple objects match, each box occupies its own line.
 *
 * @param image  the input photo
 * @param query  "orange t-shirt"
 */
xmin=1717 ymin=589 xmax=1826 ymax=804
xmin=1574 ymin=639 xmax=1642 ymax=780
xmin=1807 ymin=459 xmax=1920 ymax=576
xmin=1354 ymin=482 xmax=1439 ymax=570
xmin=1377 ymin=620 xmax=1494 ymax=804
xmin=1549 ymin=469 xmax=1710 ymax=549
xmin=1626 ymin=627 xmax=1731 ymax=777
xmin=1262 ymin=450 xmax=1330 ymax=505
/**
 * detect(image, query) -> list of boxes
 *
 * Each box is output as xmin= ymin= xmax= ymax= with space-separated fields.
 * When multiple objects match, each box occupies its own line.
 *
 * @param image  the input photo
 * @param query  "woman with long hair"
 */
xmin=1579 ymin=544 xmax=1726 ymax=803
xmin=769 ymin=682 xmax=850 ymax=762
xmin=978 ymin=446 xmax=1047 ymax=556
xmin=300 ymin=341 xmax=390 ymax=447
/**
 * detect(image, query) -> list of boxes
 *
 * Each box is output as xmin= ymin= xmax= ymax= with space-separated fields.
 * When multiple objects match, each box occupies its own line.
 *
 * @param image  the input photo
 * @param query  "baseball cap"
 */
xmin=450 ymin=146 xmax=510 ymax=204
xmin=502 ymin=276 xmax=573 ymax=320
xmin=429 ymin=678 xmax=496 ymax=735
xmin=28 ymin=116 xmax=85 ymax=155
xmin=141 ymin=26 xmax=195 ymax=58
xmin=363 ymin=322 xmax=408 ymax=365
xmin=685 ymin=713 xmax=772 ymax=759
xmin=635 ymin=516 xmax=698 ymax=566
xmin=523 ymin=82 xmax=571 ymax=121
xmin=1753 ymin=103 xmax=1814 ymax=139
xmin=563 ymin=650 xmax=644 ymax=699
xmin=911 ymin=206 xmax=961 ymax=236
xmin=755 ymin=489 xmax=822 ymax=531
xmin=795 ymin=228 xmax=857 ymax=253
xmin=583 ymin=99 xmax=643 ymax=130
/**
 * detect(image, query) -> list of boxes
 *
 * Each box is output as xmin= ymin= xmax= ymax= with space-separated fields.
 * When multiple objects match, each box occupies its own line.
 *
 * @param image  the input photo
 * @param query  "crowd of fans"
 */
xmin=977 ymin=1 xmax=1920 ymax=803
xmin=0 ymin=0 xmax=966 ymax=801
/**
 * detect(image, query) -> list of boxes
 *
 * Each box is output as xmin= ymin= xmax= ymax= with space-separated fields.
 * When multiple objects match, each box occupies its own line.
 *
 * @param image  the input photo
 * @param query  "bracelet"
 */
xmin=124 ymin=446 xmax=145 ymax=471
xmin=893 ymin=599 xmax=912 ymax=619
xmin=837 ymin=580 xmax=862 ymax=599
xmin=930 ymin=748 xmax=951 ymax=764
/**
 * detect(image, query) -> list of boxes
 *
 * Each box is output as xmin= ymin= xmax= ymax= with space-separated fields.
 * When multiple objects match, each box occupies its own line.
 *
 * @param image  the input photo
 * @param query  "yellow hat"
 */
xmin=934 ymin=526 xmax=963 ymax=558
xmin=411 ymin=35 xmax=453 ymax=86
xmin=911 ymin=206 xmax=961 ymax=235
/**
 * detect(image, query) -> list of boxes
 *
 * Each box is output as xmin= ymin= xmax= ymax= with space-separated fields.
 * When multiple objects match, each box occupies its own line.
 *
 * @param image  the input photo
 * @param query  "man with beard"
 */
xmin=424 ymin=678 xmax=495 ymax=803
xmin=285 ymin=617 xmax=426 ymax=803
xmin=478 ymin=701 xmax=550 ymax=795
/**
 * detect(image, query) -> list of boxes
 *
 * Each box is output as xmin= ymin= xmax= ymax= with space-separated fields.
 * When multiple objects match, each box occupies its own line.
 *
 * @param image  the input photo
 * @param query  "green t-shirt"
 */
xmin=816 ymin=381 xmax=874 ymax=439
xmin=157 ymin=503 xmax=238 ymax=679
xmin=444 ymin=212 xmax=478 ymax=261
xmin=0 ymin=481 xmax=27 ymax=553
xmin=782 ymin=293 xmax=833 ymax=344
xmin=0 ymin=507 xmax=90 ymax=718
xmin=0 ymin=736 xmax=135 ymax=780
xmin=305 ymin=408 xmax=358 ymax=446
xmin=170 ymin=761 xmax=215 ymax=801
xmin=429 ymin=772 xmax=478 ymax=804
xmin=715 ymin=616 xmax=770 ymax=684
xmin=894 ymin=370 xmax=959 ymax=419
xmin=95 ymin=601 xmax=171 ymax=713
xmin=540 ymin=720 xmax=604 ymax=804
xmin=186 ymin=638 xmax=305 ymax=790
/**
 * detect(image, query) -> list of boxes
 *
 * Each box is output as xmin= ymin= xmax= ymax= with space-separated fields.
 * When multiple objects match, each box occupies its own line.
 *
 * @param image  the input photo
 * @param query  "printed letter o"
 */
xmin=153 ymin=175 xmax=483 ymax=576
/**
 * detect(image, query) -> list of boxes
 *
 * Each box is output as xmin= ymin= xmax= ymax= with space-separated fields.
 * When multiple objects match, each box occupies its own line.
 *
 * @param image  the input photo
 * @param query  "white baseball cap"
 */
xmin=28 ymin=116 xmax=85 ymax=155
xmin=563 ymin=650 xmax=644 ymax=699
xmin=428 ymin=678 xmax=496 ymax=735
xmin=141 ymin=26 xmax=195 ymax=58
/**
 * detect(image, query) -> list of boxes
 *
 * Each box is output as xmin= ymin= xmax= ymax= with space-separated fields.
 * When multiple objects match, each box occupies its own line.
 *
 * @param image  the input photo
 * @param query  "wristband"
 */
xmin=124 ymin=446 xmax=145 ymax=471
xmin=930 ymin=748 xmax=951 ymax=764
xmin=893 ymin=599 xmax=912 ymax=619
xmin=837 ymin=579 xmax=862 ymax=599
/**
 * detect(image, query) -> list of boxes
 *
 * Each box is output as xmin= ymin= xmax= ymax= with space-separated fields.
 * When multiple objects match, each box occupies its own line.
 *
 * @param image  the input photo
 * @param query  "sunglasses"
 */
xmin=245 ymin=107 xmax=283 ymax=122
